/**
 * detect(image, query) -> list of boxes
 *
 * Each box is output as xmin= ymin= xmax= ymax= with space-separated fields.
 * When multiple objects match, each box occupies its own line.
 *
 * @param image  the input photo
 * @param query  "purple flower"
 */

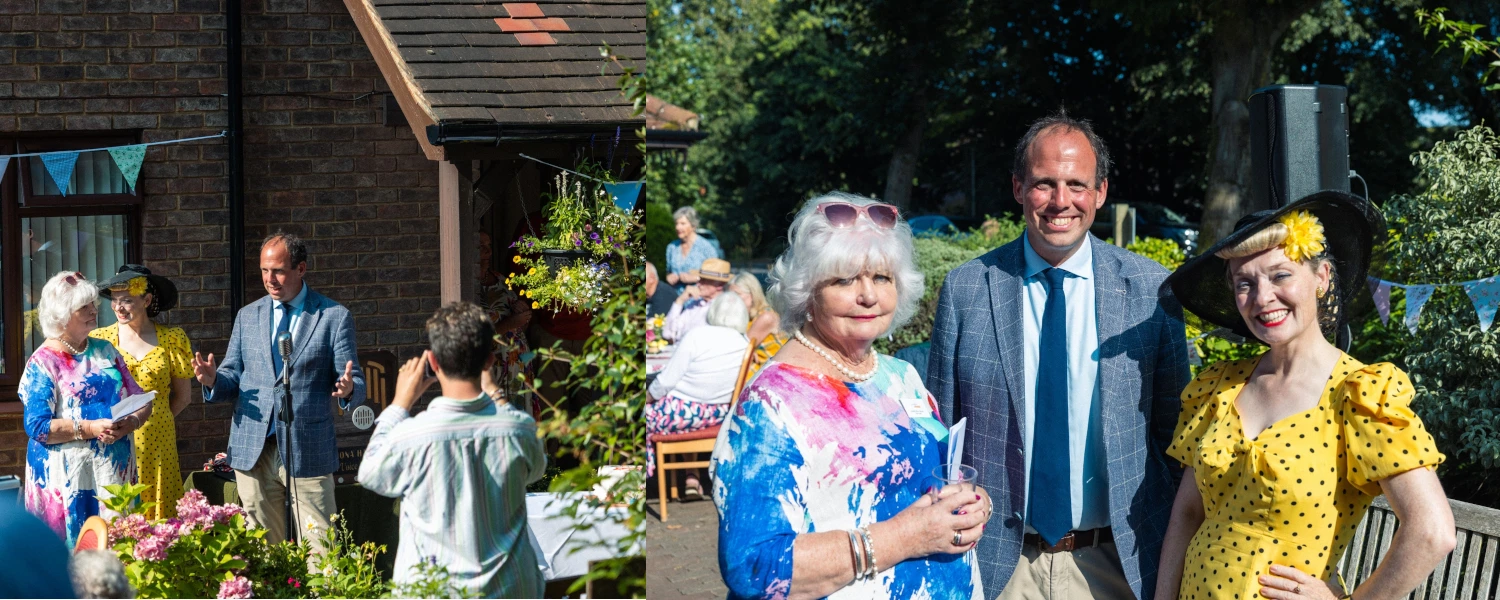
xmin=110 ymin=513 xmax=150 ymax=542
xmin=133 ymin=535 xmax=170 ymax=562
xmin=590 ymin=232 xmax=600 ymax=241
xmin=574 ymin=239 xmax=582 ymax=247
xmin=217 ymin=576 xmax=253 ymax=599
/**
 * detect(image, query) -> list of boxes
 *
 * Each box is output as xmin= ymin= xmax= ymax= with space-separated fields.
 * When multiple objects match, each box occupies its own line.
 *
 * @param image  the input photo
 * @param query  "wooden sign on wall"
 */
xmin=333 ymin=349 xmax=398 ymax=483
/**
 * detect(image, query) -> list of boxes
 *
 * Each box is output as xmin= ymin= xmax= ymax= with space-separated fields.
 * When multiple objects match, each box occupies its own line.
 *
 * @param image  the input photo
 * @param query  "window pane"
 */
xmin=20 ymin=215 xmax=127 ymax=356
xmin=26 ymin=151 xmax=128 ymax=196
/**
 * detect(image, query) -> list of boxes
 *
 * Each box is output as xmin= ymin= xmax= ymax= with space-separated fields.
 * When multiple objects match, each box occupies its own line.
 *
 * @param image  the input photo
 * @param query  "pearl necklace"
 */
xmin=55 ymin=336 xmax=86 ymax=355
xmin=794 ymin=328 xmax=878 ymax=382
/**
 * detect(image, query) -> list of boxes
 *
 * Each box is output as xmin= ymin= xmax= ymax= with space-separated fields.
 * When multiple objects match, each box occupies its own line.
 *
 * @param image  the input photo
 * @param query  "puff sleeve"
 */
xmin=167 ymin=327 xmax=193 ymax=380
xmin=1167 ymin=359 xmax=1233 ymax=468
xmin=1340 ymin=363 xmax=1446 ymax=496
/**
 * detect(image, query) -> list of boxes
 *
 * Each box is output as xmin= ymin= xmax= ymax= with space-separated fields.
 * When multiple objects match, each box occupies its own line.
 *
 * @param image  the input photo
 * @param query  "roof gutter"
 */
xmin=425 ymin=121 xmax=643 ymax=147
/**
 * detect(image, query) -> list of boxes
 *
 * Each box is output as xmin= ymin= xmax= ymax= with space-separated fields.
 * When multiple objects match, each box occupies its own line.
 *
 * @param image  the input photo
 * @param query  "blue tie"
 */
xmin=1029 ymin=268 xmax=1072 ymax=545
xmin=268 ymin=303 xmax=292 ymax=437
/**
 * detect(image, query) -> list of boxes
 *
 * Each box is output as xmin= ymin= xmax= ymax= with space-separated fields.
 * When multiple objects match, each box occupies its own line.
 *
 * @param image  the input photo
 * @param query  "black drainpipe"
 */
xmin=227 ymin=0 xmax=245 ymax=310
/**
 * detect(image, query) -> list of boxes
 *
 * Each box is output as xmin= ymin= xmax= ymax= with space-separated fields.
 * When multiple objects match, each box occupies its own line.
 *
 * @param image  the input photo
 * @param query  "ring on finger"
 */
xmin=1293 ymin=585 xmax=1301 ymax=595
xmin=952 ymin=531 xmax=963 ymax=546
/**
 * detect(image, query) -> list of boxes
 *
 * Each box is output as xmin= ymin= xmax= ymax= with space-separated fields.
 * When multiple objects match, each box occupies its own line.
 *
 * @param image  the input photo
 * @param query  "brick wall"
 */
xmin=0 ymin=0 xmax=440 ymax=481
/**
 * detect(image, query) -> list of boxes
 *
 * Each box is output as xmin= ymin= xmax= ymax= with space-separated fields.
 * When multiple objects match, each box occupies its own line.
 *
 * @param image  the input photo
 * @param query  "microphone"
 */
xmin=276 ymin=331 xmax=293 ymax=425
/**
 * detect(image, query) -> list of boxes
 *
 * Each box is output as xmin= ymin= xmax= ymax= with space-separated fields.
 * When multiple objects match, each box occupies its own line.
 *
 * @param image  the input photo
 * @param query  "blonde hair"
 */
xmin=729 ymin=272 xmax=770 ymax=317
xmin=1215 ymin=223 xmax=1288 ymax=260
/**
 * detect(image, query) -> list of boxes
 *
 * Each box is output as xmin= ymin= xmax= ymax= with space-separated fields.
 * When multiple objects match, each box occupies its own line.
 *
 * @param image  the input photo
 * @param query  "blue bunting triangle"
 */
xmin=1404 ymin=284 xmax=1436 ymax=335
xmin=1462 ymin=277 xmax=1500 ymax=333
xmin=106 ymin=144 xmax=146 ymax=194
xmin=0 ymin=156 xmax=9 ymax=185
xmin=603 ymin=181 xmax=642 ymax=212
xmin=40 ymin=151 xmax=80 ymax=196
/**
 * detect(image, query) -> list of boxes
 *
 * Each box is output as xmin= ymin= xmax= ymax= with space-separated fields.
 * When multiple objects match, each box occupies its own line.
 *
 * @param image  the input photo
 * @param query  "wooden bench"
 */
xmin=1339 ymin=496 xmax=1500 ymax=599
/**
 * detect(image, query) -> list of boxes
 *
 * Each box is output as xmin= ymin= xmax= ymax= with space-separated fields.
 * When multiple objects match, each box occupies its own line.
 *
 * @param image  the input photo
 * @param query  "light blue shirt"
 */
xmin=270 ymin=283 xmax=309 ymax=347
xmin=1020 ymin=234 xmax=1111 ymax=532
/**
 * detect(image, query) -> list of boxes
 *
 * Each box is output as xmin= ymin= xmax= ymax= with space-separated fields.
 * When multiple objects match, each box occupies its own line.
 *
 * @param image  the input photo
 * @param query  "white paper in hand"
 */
xmin=946 ymin=417 xmax=967 ymax=480
xmin=111 ymin=392 xmax=156 ymax=424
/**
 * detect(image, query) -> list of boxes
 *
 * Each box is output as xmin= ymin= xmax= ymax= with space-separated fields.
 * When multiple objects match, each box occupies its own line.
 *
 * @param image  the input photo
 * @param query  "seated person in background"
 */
xmin=646 ymin=293 xmax=750 ymax=501
xmin=358 ymin=302 xmax=545 ymax=599
xmin=646 ymin=261 xmax=677 ymax=318
xmin=728 ymin=271 xmax=785 ymax=381
xmin=662 ymin=257 xmax=732 ymax=342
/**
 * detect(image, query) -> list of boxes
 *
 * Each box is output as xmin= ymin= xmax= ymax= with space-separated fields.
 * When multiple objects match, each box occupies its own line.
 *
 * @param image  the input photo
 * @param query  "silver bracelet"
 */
xmin=859 ymin=526 xmax=877 ymax=580
xmin=72 ymin=419 xmax=82 ymax=441
xmin=846 ymin=530 xmax=864 ymax=582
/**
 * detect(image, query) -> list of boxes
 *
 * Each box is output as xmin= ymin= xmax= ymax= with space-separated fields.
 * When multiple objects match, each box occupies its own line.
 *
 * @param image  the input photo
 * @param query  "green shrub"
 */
xmin=875 ymin=216 xmax=1024 ymax=354
xmin=1380 ymin=125 xmax=1500 ymax=491
xmin=645 ymin=199 xmax=674 ymax=272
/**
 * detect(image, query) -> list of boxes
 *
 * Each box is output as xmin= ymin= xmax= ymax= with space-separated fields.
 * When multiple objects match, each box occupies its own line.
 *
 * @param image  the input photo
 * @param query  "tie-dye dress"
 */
xmin=712 ymin=355 xmax=976 ymax=600
xmin=20 ymin=339 xmax=144 ymax=547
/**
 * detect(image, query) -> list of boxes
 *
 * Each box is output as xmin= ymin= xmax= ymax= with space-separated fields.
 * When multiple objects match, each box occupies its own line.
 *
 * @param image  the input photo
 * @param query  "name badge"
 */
xmin=901 ymin=392 xmax=934 ymax=420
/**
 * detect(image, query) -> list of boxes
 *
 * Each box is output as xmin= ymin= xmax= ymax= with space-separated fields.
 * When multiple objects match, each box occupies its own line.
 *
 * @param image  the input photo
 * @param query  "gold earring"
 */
xmin=1316 ymin=287 xmax=1327 ymax=298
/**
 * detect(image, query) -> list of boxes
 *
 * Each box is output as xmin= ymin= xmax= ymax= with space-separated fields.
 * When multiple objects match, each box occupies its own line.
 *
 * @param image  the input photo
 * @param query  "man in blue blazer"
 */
xmin=929 ymin=114 xmax=1190 ymax=599
xmin=192 ymin=232 xmax=365 ymax=546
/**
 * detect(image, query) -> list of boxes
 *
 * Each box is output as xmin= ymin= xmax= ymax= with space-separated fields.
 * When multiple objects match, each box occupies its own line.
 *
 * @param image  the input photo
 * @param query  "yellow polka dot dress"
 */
xmin=1167 ymin=353 xmax=1445 ymax=600
xmin=90 ymin=323 xmax=192 ymax=520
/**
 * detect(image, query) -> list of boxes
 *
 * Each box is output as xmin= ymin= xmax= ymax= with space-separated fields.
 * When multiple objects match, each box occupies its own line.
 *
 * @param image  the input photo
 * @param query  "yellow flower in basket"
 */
xmin=1278 ymin=210 xmax=1325 ymax=262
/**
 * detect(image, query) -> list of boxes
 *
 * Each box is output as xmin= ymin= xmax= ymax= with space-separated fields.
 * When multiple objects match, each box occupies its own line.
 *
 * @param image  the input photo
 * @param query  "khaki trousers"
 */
xmin=234 ymin=436 xmax=336 ymax=554
xmin=995 ymin=540 xmax=1135 ymax=600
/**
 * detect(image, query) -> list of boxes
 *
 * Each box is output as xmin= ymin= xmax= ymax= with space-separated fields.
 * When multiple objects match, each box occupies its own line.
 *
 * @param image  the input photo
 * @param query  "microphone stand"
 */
xmin=277 ymin=332 xmax=296 ymax=543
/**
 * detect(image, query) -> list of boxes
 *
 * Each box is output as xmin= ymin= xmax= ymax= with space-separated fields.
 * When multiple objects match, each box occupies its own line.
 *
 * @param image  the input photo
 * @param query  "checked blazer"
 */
xmin=205 ymin=288 xmax=366 ymax=477
xmin=928 ymin=234 xmax=1190 ymax=599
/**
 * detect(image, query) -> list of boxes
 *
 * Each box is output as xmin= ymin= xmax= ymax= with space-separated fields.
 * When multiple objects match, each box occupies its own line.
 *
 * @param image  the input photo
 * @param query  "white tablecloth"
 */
xmin=646 ymin=347 xmax=674 ymax=375
xmin=525 ymin=493 xmax=641 ymax=581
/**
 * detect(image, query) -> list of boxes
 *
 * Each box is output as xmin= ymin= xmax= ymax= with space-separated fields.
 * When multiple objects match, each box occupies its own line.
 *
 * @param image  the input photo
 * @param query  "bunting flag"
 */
xmin=1371 ymin=274 xmax=1500 ymax=335
xmin=1462 ymin=277 xmax=1500 ymax=333
xmin=40 ymin=151 xmax=79 ymax=196
xmin=1368 ymin=278 xmax=1392 ymax=325
xmin=0 ymin=132 xmax=225 ymax=199
xmin=603 ymin=181 xmax=643 ymax=211
xmin=106 ymin=144 xmax=147 ymax=193
xmin=1403 ymin=284 xmax=1436 ymax=335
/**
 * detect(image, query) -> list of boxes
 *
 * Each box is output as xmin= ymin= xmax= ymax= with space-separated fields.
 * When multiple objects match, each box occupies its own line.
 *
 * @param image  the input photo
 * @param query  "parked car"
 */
xmin=1089 ymin=201 xmax=1199 ymax=253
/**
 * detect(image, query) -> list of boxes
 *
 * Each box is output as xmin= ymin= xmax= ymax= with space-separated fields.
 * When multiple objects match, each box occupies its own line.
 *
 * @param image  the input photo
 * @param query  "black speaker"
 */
xmin=1248 ymin=84 xmax=1350 ymax=209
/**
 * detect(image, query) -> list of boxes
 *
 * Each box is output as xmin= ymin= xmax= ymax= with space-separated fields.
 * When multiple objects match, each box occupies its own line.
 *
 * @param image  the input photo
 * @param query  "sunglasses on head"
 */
xmin=63 ymin=272 xmax=84 ymax=286
xmin=817 ymin=202 xmax=900 ymax=229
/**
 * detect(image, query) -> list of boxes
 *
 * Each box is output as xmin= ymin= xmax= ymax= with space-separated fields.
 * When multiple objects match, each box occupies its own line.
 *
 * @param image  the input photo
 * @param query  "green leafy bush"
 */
xmin=1380 ymin=125 xmax=1500 ymax=493
xmin=645 ymin=199 xmax=675 ymax=271
xmin=874 ymin=216 xmax=1024 ymax=354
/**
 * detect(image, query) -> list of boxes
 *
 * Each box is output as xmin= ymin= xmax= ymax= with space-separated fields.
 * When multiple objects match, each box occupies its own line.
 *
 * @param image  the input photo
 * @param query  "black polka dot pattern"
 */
xmin=90 ymin=324 xmax=194 ymax=520
xmin=1165 ymin=355 xmax=1446 ymax=599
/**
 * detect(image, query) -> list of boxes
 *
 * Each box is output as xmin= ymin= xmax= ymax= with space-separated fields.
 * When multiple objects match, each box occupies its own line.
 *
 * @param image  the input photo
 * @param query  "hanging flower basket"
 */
xmin=509 ymin=167 xmax=640 ymax=312
xmin=540 ymin=249 xmax=592 ymax=272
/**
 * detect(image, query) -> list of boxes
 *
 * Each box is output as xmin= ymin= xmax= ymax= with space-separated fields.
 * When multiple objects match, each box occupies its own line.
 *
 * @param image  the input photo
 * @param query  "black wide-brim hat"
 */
xmin=98 ymin=264 xmax=178 ymax=313
xmin=1165 ymin=190 xmax=1385 ymax=344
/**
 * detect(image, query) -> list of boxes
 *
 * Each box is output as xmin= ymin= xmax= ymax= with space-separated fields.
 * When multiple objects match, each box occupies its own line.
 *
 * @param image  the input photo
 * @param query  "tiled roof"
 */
xmin=363 ymin=0 xmax=645 ymax=126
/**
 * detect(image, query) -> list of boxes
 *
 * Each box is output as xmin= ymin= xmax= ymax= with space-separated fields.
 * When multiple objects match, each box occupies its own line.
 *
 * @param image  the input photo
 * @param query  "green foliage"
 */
xmin=1380 ymin=125 xmax=1500 ymax=485
xmin=247 ymin=537 xmax=313 ymax=599
xmin=306 ymin=513 xmax=388 ymax=599
xmin=104 ymin=484 xmax=267 ymax=600
xmin=644 ymin=198 xmax=676 ymax=270
xmin=1417 ymin=7 xmax=1500 ymax=90
xmin=387 ymin=559 xmax=478 ymax=599
xmin=874 ymin=216 xmax=1023 ymax=353
xmin=1125 ymin=237 xmax=1187 ymax=270
xmin=511 ymin=167 xmax=639 ymax=312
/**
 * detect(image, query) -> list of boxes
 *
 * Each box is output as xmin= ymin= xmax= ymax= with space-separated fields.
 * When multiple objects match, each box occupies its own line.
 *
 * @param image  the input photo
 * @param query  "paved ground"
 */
xmin=646 ymin=497 xmax=728 ymax=599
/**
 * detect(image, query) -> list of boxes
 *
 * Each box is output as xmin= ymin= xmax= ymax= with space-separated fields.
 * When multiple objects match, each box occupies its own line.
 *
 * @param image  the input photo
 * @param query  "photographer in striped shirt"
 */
xmin=358 ymin=301 xmax=545 ymax=598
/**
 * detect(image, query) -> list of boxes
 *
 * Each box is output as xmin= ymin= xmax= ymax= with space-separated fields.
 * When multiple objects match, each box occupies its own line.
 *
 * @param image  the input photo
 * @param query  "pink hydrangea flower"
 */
xmin=217 ymin=576 xmax=253 ymax=599
xmin=133 ymin=535 xmax=169 ymax=562
xmin=110 ymin=513 xmax=150 ymax=542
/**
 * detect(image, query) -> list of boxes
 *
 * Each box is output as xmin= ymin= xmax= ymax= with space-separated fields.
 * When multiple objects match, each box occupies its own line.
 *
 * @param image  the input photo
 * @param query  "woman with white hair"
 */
xmin=20 ymin=271 xmax=152 ymax=547
xmin=665 ymin=206 xmax=720 ymax=293
xmin=646 ymin=292 xmax=750 ymax=500
xmin=712 ymin=192 xmax=988 ymax=599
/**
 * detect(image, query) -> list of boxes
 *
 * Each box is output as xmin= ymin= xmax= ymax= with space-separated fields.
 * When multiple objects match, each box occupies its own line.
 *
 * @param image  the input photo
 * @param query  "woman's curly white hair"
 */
xmin=38 ymin=271 xmax=99 ymax=339
xmin=767 ymin=191 xmax=924 ymax=336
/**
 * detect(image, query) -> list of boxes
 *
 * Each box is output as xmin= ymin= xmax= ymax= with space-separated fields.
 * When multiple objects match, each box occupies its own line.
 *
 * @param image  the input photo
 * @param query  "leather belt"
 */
xmin=1023 ymin=527 xmax=1113 ymax=553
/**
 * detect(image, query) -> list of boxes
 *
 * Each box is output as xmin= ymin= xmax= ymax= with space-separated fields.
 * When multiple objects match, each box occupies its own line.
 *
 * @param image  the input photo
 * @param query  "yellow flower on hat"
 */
xmin=1278 ymin=210 xmax=1325 ymax=262
xmin=126 ymin=277 xmax=148 ymax=297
